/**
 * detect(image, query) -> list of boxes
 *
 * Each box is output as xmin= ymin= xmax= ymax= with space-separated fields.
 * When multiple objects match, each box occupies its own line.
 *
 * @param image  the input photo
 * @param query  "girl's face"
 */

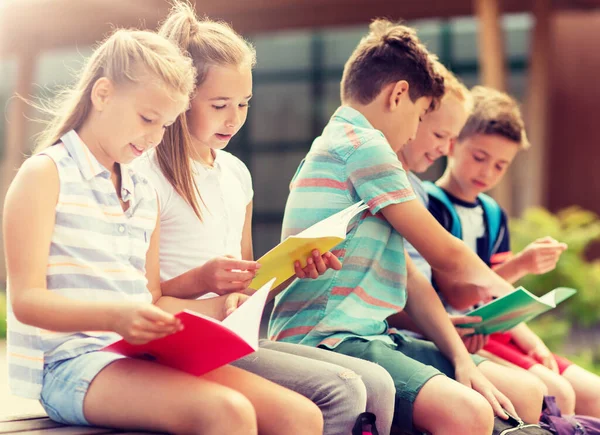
xmin=398 ymin=95 xmax=469 ymax=173
xmin=91 ymin=76 xmax=185 ymax=166
xmin=186 ymin=64 xmax=253 ymax=153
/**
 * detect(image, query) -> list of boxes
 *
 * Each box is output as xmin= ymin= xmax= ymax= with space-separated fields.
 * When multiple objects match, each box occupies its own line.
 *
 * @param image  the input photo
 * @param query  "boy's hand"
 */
xmin=455 ymin=362 xmax=517 ymax=420
xmin=113 ymin=302 xmax=182 ymax=345
xmin=517 ymin=237 xmax=568 ymax=276
xmin=223 ymin=293 xmax=250 ymax=318
xmin=294 ymin=250 xmax=343 ymax=280
xmin=451 ymin=315 xmax=489 ymax=354
xmin=197 ymin=256 xmax=260 ymax=295
xmin=528 ymin=343 xmax=559 ymax=373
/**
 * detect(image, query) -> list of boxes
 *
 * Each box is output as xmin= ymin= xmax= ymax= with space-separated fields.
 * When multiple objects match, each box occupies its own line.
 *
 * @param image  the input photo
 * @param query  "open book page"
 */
xmin=222 ymin=278 xmax=274 ymax=347
xmin=538 ymin=287 xmax=578 ymax=307
xmin=461 ymin=286 xmax=577 ymax=335
xmin=249 ymin=201 xmax=369 ymax=290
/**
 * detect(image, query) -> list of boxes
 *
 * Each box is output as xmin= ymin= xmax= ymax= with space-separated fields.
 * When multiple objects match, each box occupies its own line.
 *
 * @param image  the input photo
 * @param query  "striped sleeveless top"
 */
xmin=7 ymin=130 xmax=158 ymax=399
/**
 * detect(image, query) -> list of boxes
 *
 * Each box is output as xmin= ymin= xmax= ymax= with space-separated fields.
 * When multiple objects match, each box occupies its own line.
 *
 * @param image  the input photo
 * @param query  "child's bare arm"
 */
xmin=403 ymin=254 xmax=474 ymax=364
xmin=493 ymin=237 xmax=567 ymax=284
xmin=509 ymin=323 xmax=559 ymax=372
xmin=433 ymin=273 xmax=494 ymax=310
xmin=403 ymin=254 xmax=516 ymax=418
xmin=381 ymin=199 xmax=514 ymax=297
xmin=5 ymin=157 xmax=177 ymax=342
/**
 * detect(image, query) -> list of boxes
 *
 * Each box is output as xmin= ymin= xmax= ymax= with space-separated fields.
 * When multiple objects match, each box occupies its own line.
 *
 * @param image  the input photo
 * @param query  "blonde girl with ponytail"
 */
xmin=4 ymin=28 xmax=304 ymax=435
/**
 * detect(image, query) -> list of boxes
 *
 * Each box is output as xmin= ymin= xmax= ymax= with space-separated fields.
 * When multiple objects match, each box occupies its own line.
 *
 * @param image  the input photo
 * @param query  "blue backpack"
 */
xmin=423 ymin=181 xmax=503 ymax=261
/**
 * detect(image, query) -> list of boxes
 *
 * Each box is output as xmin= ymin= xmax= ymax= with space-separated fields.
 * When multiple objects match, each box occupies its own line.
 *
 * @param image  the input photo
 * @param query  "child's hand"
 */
xmin=528 ymin=343 xmax=559 ymax=373
xmin=451 ymin=315 xmax=489 ymax=353
xmin=113 ymin=303 xmax=182 ymax=345
xmin=455 ymin=362 xmax=517 ymax=420
xmin=294 ymin=250 xmax=343 ymax=279
xmin=223 ymin=292 xmax=250 ymax=318
xmin=517 ymin=237 xmax=568 ymax=276
xmin=198 ymin=256 xmax=260 ymax=295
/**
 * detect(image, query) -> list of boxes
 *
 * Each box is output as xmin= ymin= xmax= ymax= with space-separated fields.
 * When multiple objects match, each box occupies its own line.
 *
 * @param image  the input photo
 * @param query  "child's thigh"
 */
xmin=258 ymin=339 xmax=395 ymax=401
xmin=47 ymin=353 xmax=255 ymax=434
xmin=395 ymin=335 xmax=486 ymax=377
xmin=333 ymin=338 xmax=445 ymax=433
xmin=202 ymin=364 xmax=323 ymax=434
xmin=233 ymin=342 xmax=367 ymax=402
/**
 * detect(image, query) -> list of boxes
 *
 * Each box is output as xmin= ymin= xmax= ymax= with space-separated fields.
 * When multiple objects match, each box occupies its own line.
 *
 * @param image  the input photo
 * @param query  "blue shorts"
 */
xmin=40 ymin=351 xmax=126 ymax=425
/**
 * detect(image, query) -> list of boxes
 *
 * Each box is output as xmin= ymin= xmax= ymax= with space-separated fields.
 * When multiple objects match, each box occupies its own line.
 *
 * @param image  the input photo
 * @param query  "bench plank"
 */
xmin=0 ymin=416 xmax=160 ymax=435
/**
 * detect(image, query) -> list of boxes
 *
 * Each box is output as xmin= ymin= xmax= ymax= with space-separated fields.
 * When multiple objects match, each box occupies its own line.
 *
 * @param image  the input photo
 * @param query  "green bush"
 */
xmin=0 ymin=290 xmax=6 ymax=339
xmin=510 ymin=206 xmax=600 ymax=327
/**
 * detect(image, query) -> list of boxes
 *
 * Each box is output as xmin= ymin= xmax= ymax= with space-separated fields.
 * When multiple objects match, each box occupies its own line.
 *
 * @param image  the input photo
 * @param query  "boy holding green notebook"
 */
xmin=269 ymin=20 xmax=546 ymax=434
xmin=427 ymin=85 xmax=600 ymax=418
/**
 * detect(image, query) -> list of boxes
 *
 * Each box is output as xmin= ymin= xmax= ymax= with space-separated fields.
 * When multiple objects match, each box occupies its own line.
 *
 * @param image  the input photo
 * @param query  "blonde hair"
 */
xmin=458 ymin=86 xmax=530 ymax=150
xmin=157 ymin=1 xmax=256 ymax=220
xmin=435 ymin=62 xmax=472 ymax=113
xmin=34 ymin=29 xmax=196 ymax=153
xmin=341 ymin=19 xmax=445 ymax=110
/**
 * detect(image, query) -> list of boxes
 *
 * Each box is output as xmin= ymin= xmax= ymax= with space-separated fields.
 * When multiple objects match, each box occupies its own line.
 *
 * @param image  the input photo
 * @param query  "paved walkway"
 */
xmin=0 ymin=340 xmax=45 ymax=419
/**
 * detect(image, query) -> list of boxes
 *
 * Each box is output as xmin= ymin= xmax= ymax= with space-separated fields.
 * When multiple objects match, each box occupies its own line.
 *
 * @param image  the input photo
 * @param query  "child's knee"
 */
xmin=450 ymin=391 xmax=495 ymax=434
xmin=199 ymin=389 xmax=257 ymax=434
xmin=282 ymin=395 xmax=324 ymax=434
xmin=413 ymin=377 xmax=494 ymax=435
xmin=547 ymin=375 xmax=576 ymax=415
xmin=364 ymin=364 xmax=396 ymax=406
xmin=511 ymin=371 xmax=546 ymax=423
xmin=324 ymin=368 xmax=369 ymax=414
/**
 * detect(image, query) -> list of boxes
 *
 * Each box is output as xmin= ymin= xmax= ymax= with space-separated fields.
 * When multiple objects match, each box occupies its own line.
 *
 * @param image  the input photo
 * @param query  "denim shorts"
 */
xmin=40 ymin=351 xmax=126 ymax=425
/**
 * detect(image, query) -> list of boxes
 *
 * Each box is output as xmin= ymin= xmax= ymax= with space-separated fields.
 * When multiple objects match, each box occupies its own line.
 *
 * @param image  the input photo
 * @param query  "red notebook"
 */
xmin=102 ymin=278 xmax=275 ymax=376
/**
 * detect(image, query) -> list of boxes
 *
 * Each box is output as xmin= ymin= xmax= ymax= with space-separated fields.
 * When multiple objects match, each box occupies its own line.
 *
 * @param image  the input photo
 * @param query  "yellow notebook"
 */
xmin=249 ymin=201 xmax=369 ymax=290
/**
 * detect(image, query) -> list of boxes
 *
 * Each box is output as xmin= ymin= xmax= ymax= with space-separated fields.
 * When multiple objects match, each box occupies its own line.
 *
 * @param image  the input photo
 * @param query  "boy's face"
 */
xmin=376 ymin=81 xmax=432 ymax=153
xmin=448 ymin=134 xmax=520 ymax=198
xmin=399 ymin=95 xmax=469 ymax=173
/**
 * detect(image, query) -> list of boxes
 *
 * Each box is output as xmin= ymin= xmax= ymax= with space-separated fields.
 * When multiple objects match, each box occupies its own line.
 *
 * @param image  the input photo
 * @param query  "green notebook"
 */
xmin=459 ymin=286 xmax=577 ymax=335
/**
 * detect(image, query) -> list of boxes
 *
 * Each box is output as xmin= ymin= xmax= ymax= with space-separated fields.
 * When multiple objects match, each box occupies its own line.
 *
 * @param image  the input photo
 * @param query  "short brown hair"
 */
xmin=341 ymin=19 xmax=445 ymax=109
xmin=458 ymin=86 xmax=530 ymax=149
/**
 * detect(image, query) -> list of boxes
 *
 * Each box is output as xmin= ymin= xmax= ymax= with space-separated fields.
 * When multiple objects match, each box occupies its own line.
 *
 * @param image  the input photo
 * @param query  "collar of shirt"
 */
xmin=331 ymin=105 xmax=376 ymax=130
xmin=191 ymin=150 xmax=223 ymax=181
xmin=61 ymin=130 xmax=136 ymax=203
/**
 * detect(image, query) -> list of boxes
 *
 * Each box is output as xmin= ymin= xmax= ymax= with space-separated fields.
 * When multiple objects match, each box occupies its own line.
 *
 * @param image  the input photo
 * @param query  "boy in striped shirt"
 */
xmin=269 ymin=19 xmax=545 ymax=434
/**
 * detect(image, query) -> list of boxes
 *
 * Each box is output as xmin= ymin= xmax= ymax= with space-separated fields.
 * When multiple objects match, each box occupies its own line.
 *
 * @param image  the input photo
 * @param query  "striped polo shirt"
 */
xmin=7 ymin=130 xmax=157 ymax=399
xmin=268 ymin=106 xmax=416 ymax=349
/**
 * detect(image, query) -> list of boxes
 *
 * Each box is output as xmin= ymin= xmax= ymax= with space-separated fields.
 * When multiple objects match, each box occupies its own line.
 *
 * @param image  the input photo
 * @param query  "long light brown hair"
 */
xmin=157 ymin=1 xmax=256 ymax=219
xmin=33 ymin=29 xmax=196 ymax=153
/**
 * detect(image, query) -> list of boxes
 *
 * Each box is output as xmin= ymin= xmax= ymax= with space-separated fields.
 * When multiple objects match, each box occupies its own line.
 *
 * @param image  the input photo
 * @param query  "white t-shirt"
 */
xmin=133 ymin=149 xmax=253 ymax=284
xmin=454 ymin=204 xmax=486 ymax=254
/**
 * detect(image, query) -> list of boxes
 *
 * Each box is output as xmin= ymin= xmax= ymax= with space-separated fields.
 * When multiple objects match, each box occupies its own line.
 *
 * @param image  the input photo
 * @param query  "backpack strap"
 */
xmin=477 ymin=193 xmax=503 ymax=260
xmin=423 ymin=181 xmax=462 ymax=239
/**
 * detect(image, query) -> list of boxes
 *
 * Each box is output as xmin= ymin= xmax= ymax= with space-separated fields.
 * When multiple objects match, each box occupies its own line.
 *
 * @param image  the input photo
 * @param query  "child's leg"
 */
xmin=259 ymin=339 xmax=396 ymax=435
xmin=203 ymin=362 xmax=323 ymax=435
xmin=483 ymin=335 xmax=573 ymax=415
xmin=413 ymin=375 xmax=494 ymax=435
xmin=478 ymin=361 xmax=546 ymax=422
xmin=85 ymin=358 xmax=322 ymax=435
xmin=82 ymin=358 xmax=257 ymax=435
xmin=394 ymin=336 xmax=544 ymax=424
xmin=334 ymin=338 xmax=495 ymax=435
xmin=528 ymin=364 xmax=576 ymax=414
xmin=562 ymin=364 xmax=600 ymax=417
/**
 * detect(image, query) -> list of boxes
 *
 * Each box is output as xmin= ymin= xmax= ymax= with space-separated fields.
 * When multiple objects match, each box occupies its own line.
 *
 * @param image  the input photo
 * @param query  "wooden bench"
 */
xmin=0 ymin=414 xmax=159 ymax=434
